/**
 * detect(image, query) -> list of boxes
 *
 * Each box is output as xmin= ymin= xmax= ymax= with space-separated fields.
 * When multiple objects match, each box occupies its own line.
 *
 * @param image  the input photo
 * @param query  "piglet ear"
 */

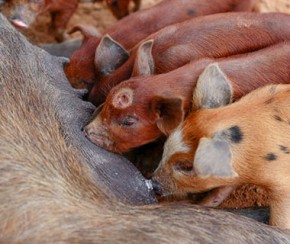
xmin=150 ymin=96 xmax=184 ymax=136
xmin=112 ymin=88 xmax=134 ymax=109
xmin=95 ymin=34 xmax=129 ymax=75
xmin=192 ymin=63 xmax=233 ymax=110
xmin=193 ymin=134 xmax=238 ymax=178
xmin=68 ymin=25 xmax=101 ymax=41
xmin=90 ymin=103 xmax=104 ymax=121
xmin=132 ymin=40 xmax=154 ymax=77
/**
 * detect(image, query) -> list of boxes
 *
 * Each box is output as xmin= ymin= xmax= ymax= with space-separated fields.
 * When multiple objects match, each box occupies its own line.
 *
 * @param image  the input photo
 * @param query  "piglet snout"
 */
xmin=83 ymin=126 xmax=91 ymax=138
xmin=83 ymin=125 xmax=102 ymax=139
xmin=151 ymin=180 xmax=163 ymax=196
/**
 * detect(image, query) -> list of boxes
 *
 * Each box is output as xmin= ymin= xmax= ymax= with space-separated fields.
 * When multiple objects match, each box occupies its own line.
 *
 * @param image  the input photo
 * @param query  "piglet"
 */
xmin=65 ymin=0 xmax=256 ymax=88
xmin=152 ymin=79 xmax=290 ymax=230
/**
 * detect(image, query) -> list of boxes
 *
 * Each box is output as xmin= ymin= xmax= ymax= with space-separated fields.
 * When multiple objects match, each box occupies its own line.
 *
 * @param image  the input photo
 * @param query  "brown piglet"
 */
xmin=64 ymin=0 xmax=256 ymax=88
xmin=152 ymin=81 xmax=290 ymax=230
xmin=87 ymin=12 xmax=290 ymax=106
xmin=84 ymin=42 xmax=290 ymax=153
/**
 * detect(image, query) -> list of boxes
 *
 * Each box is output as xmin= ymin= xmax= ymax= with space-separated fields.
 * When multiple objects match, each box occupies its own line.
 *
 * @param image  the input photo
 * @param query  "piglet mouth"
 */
xmin=11 ymin=19 xmax=29 ymax=28
xmin=150 ymin=177 xmax=175 ymax=199
xmin=151 ymin=180 xmax=163 ymax=196
xmin=84 ymin=129 xmax=115 ymax=151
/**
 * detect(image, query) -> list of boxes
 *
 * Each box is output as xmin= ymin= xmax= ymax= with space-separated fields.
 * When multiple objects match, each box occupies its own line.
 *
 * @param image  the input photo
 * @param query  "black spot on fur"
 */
xmin=187 ymin=9 xmax=196 ymax=16
xmin=264 ymin=98 xmax=274 ymax=105
xmin=228 ymin=126 xmax=243 ymax=143
xmin=264 ymin=153 xmax=277 ymax=161
xmin=273 ymin=115 xmax=282 ymax=122
xmin=279 ymin=145 xmax=290 ymax=154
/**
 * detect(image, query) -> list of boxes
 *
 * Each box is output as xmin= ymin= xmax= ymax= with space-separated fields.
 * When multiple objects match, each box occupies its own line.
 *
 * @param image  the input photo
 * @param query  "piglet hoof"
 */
xmin=198 ymin=186 xmax=236 ymax=208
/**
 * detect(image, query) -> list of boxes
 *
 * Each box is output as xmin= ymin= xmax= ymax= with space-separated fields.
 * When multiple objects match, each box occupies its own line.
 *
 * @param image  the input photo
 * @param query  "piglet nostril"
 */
xmin=83 ymin=127 xmax=99 ymax=139
xmin=151 ymin=180 xmax=162 ymax=196
xmin=83 ymin=127 xmax=90 ymax=137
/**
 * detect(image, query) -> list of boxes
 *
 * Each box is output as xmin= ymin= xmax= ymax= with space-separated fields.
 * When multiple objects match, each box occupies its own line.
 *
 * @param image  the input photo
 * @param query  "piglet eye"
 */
xmin=118 ymin=115 xmax=137 ymax=127
xmin=174 ymin=160 xmax=195 ymax=175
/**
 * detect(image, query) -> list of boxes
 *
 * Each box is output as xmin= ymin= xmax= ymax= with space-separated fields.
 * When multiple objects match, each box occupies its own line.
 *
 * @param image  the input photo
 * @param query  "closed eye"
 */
xmin=117 ymin=115 xmax=137 ymax=127
xmin=173 ymin=160 xmax=196 ymax=176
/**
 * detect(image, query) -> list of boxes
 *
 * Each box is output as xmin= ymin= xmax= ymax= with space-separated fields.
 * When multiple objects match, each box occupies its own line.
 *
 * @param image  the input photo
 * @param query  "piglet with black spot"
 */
xmin=152 ymin=81 xmax=290 ymax=230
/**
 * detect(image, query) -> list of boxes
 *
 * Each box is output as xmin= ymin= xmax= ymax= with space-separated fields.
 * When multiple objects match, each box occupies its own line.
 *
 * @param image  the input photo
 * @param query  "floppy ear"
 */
xmin=90 ymin=103 xmax=104 ymax=121
xmin=132 ymin=40 xmax=154 ymax=77
xmin=192 ymin=63 xmax=233 ymax=110
xmin=95 ymin=34 xmax=129 ymax=75
xmin=193 ymin=134 xmax=238 ymax=178
xmin=150 ymin=96 xmax=184 ymax=136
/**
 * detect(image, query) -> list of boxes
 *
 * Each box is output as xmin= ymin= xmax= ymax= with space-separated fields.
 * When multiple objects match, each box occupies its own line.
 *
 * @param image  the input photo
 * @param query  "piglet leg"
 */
xmin=199 ymin=186 xmax=236 ymax=207
xmin=270 ymin=192 xmax=290 ymax=230
xmin=50 ymin=5 xmax=78 ymax=42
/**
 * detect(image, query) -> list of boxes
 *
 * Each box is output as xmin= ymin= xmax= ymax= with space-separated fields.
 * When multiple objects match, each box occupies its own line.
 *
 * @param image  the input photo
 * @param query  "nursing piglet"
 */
xmin=152 ymin=81 xmax=290 ymax=230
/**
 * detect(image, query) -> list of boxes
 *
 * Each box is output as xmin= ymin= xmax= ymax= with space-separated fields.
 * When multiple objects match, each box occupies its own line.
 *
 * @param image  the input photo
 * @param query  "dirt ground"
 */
xmin=5 ymin=0 xmax=290 ymax=209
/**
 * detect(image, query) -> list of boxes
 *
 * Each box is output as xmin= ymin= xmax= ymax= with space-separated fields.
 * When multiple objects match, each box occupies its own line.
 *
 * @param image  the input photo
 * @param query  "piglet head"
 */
xmin=84 ymin=84 xmax=160 ymax=153
xmin=65 ymin=34 xmax=128 ymax=90
xmin=5 ymin=0 xmax=47 ymax=28
xmin=84 ymin=78 xmax=185 ymax=153
xmin=152 ymin=120 xmax=239 ymax=198
xmin=152 ymin=63 xmax=238 ymax=197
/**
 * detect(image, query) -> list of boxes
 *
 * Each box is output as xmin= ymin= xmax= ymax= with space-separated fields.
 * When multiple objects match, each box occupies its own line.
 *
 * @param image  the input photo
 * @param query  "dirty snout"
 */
xmin=151 ymin=169 xmax=177 ymax=198
xmin=151 ymin=179 xmax=163 ymax=196
xmin=83 ymin=116 xmax=115 ymax=150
